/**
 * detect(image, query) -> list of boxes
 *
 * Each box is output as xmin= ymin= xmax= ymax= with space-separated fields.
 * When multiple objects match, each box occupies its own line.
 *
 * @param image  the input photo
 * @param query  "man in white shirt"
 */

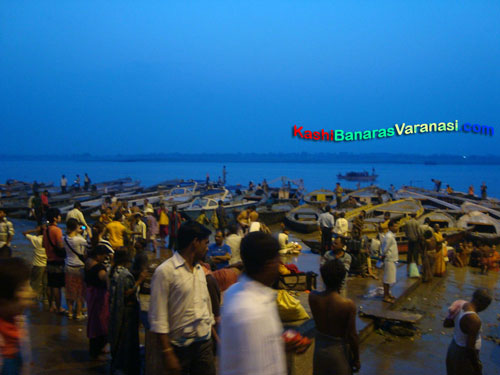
xmin=381 ymin=220 xmax=399 ymax=303
xmin=66 ymin=202 xmax=92 ymax=238
xmin=333 ymin=211 xmax=348 ymax=237
xmin=220 ymin=232 xmax=310 ymax=375
xmin=23 ymin=225 xmax=47 ymax=303
xmin=318 ymin=206 xmax=335 ymax=255
xmin=149 ymin=222 xmax=216 ymax=375
xmin=226 ymin=225 xmax=242 ymax=264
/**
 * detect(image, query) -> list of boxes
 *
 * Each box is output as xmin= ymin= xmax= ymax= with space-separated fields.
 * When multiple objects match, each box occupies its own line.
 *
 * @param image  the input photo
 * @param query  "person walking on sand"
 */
xmin=444 ymin=288 xmax=492 ymax=375
xmin=381 ymin=220 xmax=398 ymax=303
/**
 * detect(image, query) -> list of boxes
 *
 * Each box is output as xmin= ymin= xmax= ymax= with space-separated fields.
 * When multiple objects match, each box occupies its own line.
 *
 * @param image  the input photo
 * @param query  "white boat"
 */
xmin=457 ymin=211 xmax=500 ymax=242
xmin=182 ymin=189 xmax=262 ymax=220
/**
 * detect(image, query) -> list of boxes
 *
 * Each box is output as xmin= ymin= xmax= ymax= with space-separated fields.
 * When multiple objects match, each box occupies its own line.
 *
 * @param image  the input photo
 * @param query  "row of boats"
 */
xmin=285 ymin=185 xmax=500 ymax=253
xmin=0 ymin=178 xmax=298 ymax=223
xmin=1 ymin=178 xmax=499 ymax=251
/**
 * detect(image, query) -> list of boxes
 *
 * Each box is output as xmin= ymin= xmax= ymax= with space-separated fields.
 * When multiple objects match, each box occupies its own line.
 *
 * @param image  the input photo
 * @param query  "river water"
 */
xmin=1 ymin=160 xmax=499 ymax=198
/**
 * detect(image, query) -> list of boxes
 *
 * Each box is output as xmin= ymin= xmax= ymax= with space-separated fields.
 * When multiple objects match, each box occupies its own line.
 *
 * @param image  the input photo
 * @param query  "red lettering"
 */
xmin=313 ymin=131 xmax=320 ymax=140
xmin=321 ymin=129 xmax=330 ymax=141
xmin=293 ymin=125 xmax=303 ymax=138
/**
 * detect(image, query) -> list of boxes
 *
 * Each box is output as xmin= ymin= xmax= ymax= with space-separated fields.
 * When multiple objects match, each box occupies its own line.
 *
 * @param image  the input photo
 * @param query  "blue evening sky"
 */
xmin=1 ymin=1 xmax=499 ymax=155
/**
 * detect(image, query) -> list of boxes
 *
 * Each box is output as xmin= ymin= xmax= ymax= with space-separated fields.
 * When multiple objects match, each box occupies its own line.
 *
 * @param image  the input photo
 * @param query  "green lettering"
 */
xmin=438 ymin=122 xmax=446 ymax=131
xmin=387 ymin=128 xmax=395 ymax=137
xmin=334 ymin=130 xmax=344 ymax=141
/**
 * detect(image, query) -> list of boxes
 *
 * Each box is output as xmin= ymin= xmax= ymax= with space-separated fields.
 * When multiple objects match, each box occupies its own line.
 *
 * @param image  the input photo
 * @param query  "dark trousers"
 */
xmin=320 ymin=227 xmax=332 ymax=255
xmin=173 ymin=339 xmax=216 ymax=375
xmin=89 ymin=335 xmax=107 ymax=358
xmin=168 ymin=235 xmax=178 ymax=250
xmin=407 ymin=240 xmax=421 ymax=265
xmin=0 ymin=245 xmax=12 ymax=258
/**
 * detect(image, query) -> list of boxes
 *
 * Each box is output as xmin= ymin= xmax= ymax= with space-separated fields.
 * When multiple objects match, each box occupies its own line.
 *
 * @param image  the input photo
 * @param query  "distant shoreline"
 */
xmin=1 ymin=153 xmax=500 ymax=165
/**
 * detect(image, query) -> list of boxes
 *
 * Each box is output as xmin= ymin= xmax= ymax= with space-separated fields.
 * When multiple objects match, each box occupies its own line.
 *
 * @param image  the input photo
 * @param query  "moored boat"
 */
xmin=304 ymin=189 xmax=335 ymax=206
xmin=337 ymin=170 xmax=377 ymax=182
xmin=284 ymin=204 xmax=322 ymax=233
xmin=457 ymin=211 xmax=500 ymax=243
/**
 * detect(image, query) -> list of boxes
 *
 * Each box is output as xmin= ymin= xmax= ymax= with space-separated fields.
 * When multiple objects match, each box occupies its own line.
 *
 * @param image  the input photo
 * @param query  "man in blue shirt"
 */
xmin=207 ymin=230 xmax=232 ymax=270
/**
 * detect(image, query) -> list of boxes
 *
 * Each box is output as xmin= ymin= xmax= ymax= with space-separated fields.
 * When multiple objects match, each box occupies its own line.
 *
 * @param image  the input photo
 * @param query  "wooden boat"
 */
xmin=417 ymin=211 xmax=457 ymax=229
xmin=304 ymin=189 xmax=335 ymax=206
xmin=402 ymin=186 xmax=500 ymax=211
xmin=396 ymin=189 xmax=461 ymax=211
xmin=255 ymin=203 xmax=294 ymax=225
xmin=337 ymin=170 xmax=377 ymax=182
xmin=340 ymin=186 xmax=391 ymax=206
xmin=182 ymin=190 xmax=263 ymax=220
xmin=457 ymin=211 xmax=500 ymax=243
xmin=345 ymin=199 xmax=424 ymax=241
xmin=284 ymin=204 xmax=322 ymax=233
xmin=461 ymin=201 xmax=500 ymax=220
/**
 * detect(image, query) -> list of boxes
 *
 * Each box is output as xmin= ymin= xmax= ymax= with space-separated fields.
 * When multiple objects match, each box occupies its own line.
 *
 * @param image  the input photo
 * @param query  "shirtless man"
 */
xmin=237 ymin=207 xmax=252 ymax=233
xmin=309 ymin=258 xmax=360 ymax=374
xmin=444 ymin=288 xmax=492 ymax=375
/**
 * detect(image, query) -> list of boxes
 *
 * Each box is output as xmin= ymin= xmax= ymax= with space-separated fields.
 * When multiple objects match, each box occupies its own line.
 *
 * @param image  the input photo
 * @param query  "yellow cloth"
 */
xmin=317 ymin=194 xmax=326 ymax=202
xmin=196 ymin=213 xmax=209 ymax=225
xmin=210 ymin=212 xmax=219 ymax=228
xmin=380 ymin=219 xmax=390 ymax=233
xmin=106 ymin=221 xmax=127 ymax=248
xmin=434 ymin=232 xmax=446 ymax=276
xmin=159 ymin=211 xmax=169 ymax=226
xmin=279 ymin=264 xmax=291 ymax=275
xmin=276 ymin=290 xmax=309 ymax=322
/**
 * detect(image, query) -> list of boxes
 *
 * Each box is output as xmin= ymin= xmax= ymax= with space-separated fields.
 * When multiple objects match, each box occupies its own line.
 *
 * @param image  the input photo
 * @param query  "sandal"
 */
xmin=383 ymin=298 xmax=395 ymax=304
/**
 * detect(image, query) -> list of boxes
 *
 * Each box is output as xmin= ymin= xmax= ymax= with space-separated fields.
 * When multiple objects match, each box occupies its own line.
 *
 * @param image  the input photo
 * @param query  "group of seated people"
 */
xmin=450 ymin=240 xmax=500 ymax=273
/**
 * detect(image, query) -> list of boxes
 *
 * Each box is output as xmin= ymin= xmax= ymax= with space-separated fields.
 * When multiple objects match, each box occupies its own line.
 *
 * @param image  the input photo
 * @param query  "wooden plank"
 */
xmin=359 ymin=307 xmax=422 ymax=324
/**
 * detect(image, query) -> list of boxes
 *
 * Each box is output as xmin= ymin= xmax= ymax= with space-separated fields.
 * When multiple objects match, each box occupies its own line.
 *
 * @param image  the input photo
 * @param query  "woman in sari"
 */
xmin=421 ymin=230 xmax=436 ymax=282
xmin=168 ymin=205 xmax=183 ymax=250
xmin=433 ymin=224 xmax=447 ymax=277
xmin=84 ymin=245 xmax=109 ymax=359
xmin=108 ymin=250 xmax=146 ymax=375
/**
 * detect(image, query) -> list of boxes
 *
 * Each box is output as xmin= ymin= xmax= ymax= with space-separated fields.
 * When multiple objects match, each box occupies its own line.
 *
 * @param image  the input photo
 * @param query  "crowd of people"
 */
xmin=0 ymin=178 xmax=497 ymax=374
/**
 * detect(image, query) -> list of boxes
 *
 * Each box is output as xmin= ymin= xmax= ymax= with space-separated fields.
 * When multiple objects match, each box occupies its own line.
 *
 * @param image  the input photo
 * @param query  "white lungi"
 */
xmin=383 ymin=261 xmax=397 ymax=285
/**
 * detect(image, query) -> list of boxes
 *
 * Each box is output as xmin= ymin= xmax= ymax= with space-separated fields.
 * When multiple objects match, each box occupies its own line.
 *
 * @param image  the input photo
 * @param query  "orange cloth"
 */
xmin=0 ymin=317 xmax=21 ymax=359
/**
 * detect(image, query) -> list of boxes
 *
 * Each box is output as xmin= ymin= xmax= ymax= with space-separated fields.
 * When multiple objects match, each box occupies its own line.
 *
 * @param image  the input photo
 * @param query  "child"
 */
xmin=22 ymin=226 xmax=47 ymax=307
xmin=0 ymin=257 xmax=36 ymax=374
